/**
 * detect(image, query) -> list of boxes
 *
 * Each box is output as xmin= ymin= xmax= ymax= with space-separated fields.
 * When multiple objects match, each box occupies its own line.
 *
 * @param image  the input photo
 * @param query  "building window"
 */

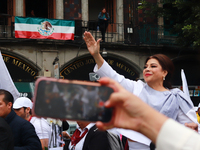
xmin=25 ymin=0 xmax=55 ymax=19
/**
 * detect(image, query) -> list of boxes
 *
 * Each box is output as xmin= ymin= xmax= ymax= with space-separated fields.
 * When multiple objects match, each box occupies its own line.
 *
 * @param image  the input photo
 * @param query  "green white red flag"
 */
xmin=15 ymin=16 xmax=75 ymax=40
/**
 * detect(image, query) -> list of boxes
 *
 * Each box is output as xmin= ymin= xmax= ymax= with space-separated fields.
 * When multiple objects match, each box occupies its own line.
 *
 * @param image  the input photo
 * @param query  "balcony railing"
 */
xmin=0 ymin=16 xmax=177 ymax=46
xmin=75 ymin=20 xmax=125 ymax=43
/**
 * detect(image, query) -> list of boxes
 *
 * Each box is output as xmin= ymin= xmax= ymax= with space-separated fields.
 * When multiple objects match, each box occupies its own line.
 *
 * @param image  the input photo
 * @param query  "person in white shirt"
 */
xmin=96 ymin=77 xmax=200 ymax=150
xmin=13 ymin=97 xmax=51 ymax=150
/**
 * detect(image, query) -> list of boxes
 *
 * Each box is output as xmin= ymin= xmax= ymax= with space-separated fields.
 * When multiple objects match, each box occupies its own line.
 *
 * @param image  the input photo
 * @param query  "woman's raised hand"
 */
xmin=83 ymin=31 xmax=101 ymax=57
xmin=83 ymin=31 xmax=104 ymax=68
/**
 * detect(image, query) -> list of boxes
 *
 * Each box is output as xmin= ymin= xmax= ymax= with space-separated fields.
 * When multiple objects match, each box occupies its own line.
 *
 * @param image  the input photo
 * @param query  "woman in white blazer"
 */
xmin=83 ymin=31 xmax=199 ymax=150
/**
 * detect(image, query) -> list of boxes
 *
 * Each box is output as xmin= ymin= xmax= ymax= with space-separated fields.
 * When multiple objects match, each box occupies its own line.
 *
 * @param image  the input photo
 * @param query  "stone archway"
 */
xmin=1 ymin=49 xmax=41 ymax=82
xmin=60 ymin=52 xmax=141 ymax=81
xmin=1 ymin=49 xmax=41 ymax=98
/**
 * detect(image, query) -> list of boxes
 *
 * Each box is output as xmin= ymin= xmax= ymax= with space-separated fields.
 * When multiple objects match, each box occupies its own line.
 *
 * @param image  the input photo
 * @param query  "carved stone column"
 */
xmin=56 ymin=0 xmax=64 ymax=19
xmin=81 ymin=0 xmax=89 ymax=21
xmin=15 ymin=0 xmax=23 ymax=16
xmin=116 ymin=0 xmax=124 ymax=40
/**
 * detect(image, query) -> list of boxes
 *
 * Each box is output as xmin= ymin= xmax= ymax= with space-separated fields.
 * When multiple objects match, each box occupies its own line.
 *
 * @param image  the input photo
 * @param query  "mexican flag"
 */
xmin=15 ymin=17 xmax=75 ymax=40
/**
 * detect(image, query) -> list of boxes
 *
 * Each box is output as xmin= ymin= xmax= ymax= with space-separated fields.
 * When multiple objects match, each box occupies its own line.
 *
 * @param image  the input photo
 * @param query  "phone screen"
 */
xmin=34 ymin=80 xmax=113 ymax=122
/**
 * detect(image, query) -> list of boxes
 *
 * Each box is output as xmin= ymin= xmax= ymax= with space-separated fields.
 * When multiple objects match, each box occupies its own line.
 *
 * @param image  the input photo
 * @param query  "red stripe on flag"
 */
xmin=15 ymin=31 xmax=74 ymax=40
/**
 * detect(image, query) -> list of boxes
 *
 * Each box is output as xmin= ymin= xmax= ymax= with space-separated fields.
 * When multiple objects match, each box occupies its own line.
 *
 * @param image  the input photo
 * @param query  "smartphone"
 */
xmin=32 ymin=77 xmax=114 ymax=122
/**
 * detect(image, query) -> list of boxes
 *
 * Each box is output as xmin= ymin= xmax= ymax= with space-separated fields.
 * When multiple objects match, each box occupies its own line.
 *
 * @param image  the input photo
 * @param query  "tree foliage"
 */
xmin=138 ymin=0 xmax=200 ymax=47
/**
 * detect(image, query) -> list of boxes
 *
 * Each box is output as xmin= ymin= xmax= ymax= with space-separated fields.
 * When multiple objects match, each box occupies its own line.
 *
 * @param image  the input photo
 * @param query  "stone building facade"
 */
xmin=0 ymin=0 xmax=200 ymax=105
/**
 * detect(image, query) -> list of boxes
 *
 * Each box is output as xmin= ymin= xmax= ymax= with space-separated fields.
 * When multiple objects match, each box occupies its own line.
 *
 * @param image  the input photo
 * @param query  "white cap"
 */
xmin=13 ymin=97 xmax=33 ymax=109
xmin=195 ymin=107 xmax=198 ymax=111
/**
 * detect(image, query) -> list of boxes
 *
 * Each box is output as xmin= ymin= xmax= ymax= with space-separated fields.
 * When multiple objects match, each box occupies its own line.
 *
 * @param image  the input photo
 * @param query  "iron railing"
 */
xmin=75 ymin=20 xmax=125 ymax=43
xmin=0 ymin=16 xmax=177 ymax=46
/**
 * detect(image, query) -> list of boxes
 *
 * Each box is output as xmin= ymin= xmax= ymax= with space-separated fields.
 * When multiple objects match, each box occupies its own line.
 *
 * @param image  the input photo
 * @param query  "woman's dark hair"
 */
xmin=101 ymin=7 xmax=108 ymax=18
xmin=145 ymin=54 xmax=175 ymax=89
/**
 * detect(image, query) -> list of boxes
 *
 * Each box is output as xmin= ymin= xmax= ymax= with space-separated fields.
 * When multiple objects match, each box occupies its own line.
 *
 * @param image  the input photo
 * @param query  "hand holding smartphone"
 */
xmin=32 ymin=77 xmax=114 ymax=122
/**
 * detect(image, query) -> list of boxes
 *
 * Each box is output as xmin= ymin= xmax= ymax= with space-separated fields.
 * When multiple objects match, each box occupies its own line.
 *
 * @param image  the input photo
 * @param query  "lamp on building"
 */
xmin=52 ymin=57 xmax=60 ymax=79
xmin=52 ymin=56 xmax=59 ymax=65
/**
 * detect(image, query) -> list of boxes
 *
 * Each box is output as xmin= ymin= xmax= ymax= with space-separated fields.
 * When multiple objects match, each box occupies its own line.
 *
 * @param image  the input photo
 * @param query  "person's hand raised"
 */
xmin=83 ymin=31 xmax=101 ymax=57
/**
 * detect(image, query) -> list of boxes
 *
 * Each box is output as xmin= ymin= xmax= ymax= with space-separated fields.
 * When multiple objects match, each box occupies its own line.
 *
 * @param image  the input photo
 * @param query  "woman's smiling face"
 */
xmin=143 ymin=58 xmax=167 ymax=86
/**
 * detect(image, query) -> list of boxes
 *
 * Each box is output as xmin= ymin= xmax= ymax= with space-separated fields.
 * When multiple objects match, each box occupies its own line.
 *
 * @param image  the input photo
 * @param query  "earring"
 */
xmin=163 ymin=76 xmax=165 ymax=80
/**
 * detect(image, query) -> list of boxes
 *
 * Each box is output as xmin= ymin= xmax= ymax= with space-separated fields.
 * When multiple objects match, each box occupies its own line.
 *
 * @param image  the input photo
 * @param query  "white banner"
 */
xmin=0 ymin=51 xmax=20 ymax=101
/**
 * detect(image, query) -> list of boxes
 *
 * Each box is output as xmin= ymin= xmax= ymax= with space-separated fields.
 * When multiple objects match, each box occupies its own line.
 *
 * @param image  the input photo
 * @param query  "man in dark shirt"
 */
xmin=0 ymin=89 xmax=42 ymax=150
xmin=0 ymin=117 xmax=14 ymax=150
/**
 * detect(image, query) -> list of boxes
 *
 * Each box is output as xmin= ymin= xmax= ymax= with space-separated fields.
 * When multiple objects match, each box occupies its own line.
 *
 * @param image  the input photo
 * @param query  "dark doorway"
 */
xmin=0 ymin=0 xmax=7 ymax=14
xmin=172 ymin=56 xmax=200 ymax=85
xmin=172 ymin=55 xmax=200 ymax=106
xmin=89 ymin=0 xmax=113 ymax=22
xmin=88 ymin=0 xmax=114 ymax=30
xmin=88 ymin=0 xmax=105 ymax=30
xmin=0 ymin=1 xmax=7 ymax=26
xmin=89 ymin=0 xmax=105 ymax=21
xmin=25 ymin=0 xmax=48 ymax=18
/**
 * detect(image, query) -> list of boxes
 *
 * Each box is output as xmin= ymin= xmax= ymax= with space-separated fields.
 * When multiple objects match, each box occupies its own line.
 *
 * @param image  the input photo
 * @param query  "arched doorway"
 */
xmin=60 ymin=53 xmax=141 ymax=81
xmin=1 ymin=50 xmax=41 ymax=98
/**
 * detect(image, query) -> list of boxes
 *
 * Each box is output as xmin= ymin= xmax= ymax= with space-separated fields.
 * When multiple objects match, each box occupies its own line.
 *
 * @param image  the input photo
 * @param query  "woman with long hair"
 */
xmin=83 ymin=31 xmax=199 ymax=150
xmin=98 ymin=7 xmax=110 ymax=42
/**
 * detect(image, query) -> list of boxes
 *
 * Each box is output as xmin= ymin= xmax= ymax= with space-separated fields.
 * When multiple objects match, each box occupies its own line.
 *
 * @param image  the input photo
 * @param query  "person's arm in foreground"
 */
xmin=40 ymin=139 xmax=49 ymax=150
xmin=185 ymin=122 xmax=198 ymax=132
xmin=96 ymin=77 xmax=200 ymax=150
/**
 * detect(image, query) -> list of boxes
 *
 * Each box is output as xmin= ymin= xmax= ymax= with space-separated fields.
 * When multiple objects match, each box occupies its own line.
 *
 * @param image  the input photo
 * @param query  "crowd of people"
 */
xmin=0 ymin=30 xmax=200 ymax=150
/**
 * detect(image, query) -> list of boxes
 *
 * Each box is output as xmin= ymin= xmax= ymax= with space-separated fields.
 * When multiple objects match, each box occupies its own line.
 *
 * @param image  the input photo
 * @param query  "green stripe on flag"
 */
xmin=15 ymin=16 xmax=75 ymax=27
